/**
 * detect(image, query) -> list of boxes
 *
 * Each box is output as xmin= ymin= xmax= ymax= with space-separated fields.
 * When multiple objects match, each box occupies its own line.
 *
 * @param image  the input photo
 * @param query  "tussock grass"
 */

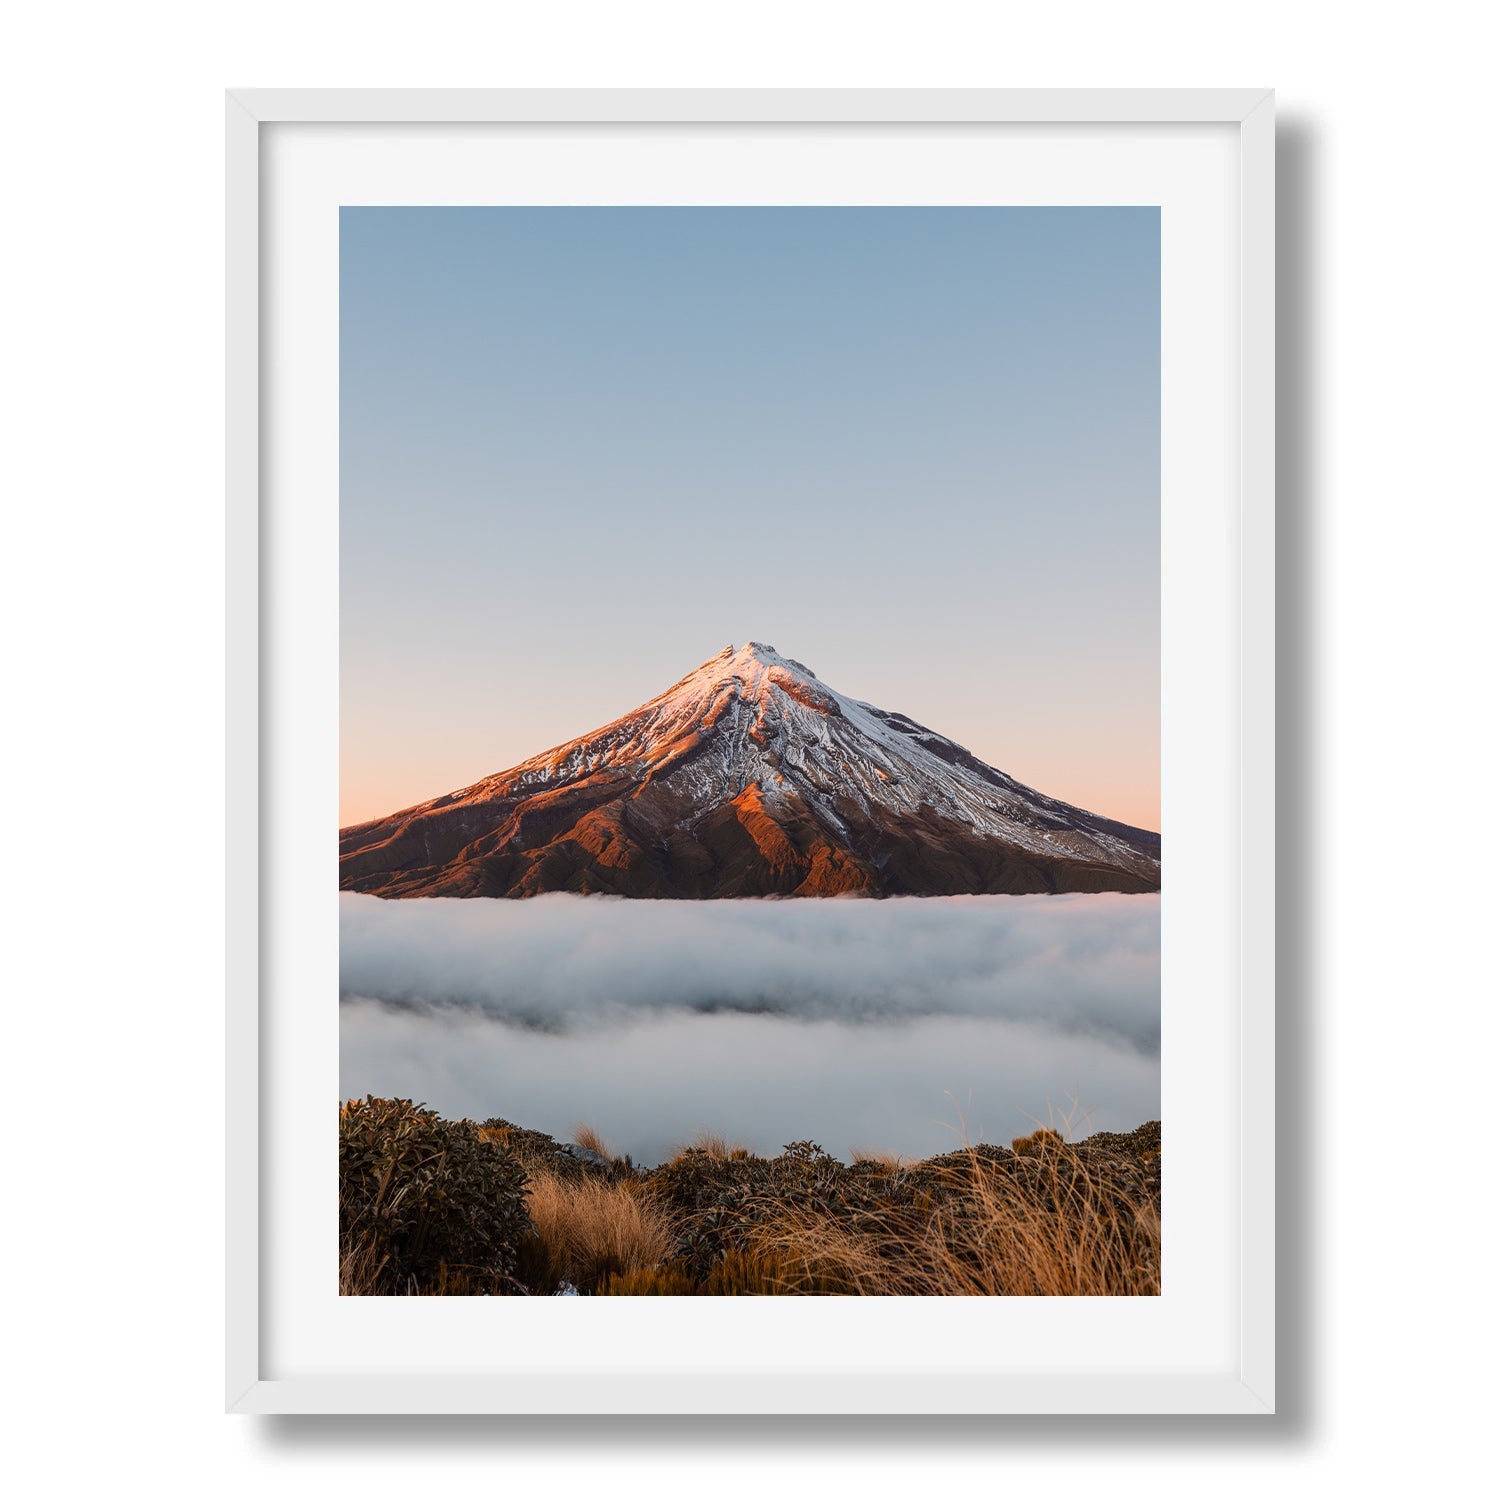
xmin=569 ymin=1123 xmax=618 ymax=1162
xmin=850 ymin=1146 xmax=915 ymax=1172
xmin=669 ymin=1129 xmax=750 ymax=1163
xmin=339 ymin=1185 xmax=391 ymax=1297
xmin=700 ymin=1248 xmax=798 ymax=1296
xmin=599 ymin=1264 xmax=697 ymax=1296
xmin=524 ymin=1168 xmax=677 ymax=1293
xmin=752 ymin=1137 xmax=1160 ymax=1296
xmin=1011 ymin=1126 xmax=1067 ymax=1156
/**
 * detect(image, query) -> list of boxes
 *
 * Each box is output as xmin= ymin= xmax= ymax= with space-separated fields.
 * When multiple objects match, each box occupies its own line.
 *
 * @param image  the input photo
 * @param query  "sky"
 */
xmin=341 ymin=207 xmax=1159 ymax=830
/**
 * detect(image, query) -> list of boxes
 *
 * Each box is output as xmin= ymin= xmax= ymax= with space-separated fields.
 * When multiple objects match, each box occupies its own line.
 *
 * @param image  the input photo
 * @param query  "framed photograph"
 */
xmin=227 ymin=88 xmax=1274 ymax=1414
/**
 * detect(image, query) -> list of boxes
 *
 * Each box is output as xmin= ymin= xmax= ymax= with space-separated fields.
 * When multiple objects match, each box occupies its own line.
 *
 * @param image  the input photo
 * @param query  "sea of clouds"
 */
xmin=339 ymin=891 xmax=1160 ymax=1163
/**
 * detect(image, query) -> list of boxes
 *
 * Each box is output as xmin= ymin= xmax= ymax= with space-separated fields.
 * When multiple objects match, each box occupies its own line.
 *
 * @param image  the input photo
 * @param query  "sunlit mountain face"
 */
xmin=339 ymin=643 xmax=1160 ymax=899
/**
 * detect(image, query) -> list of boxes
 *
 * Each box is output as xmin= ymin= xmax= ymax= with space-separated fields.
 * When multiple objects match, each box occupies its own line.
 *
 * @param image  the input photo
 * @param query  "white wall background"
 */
xmin=3 ymin=2 xmax=1495 ymax=1492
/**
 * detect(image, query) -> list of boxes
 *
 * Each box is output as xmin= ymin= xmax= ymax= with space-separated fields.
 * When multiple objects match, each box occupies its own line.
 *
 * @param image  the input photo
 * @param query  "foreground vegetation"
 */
xmin=339 ymin=1097 xmax=1161 ymax=1296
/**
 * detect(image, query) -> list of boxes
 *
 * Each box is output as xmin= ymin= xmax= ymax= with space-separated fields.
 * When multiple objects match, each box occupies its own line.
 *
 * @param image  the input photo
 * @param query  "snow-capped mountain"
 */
xmin=339 ymin=642 xmax=1160 ymax=898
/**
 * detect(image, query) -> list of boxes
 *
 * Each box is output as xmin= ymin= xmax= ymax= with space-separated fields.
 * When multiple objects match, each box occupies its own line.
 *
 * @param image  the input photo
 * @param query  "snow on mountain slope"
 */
xmin=340 ymin=642 xmax=1160 ymax=899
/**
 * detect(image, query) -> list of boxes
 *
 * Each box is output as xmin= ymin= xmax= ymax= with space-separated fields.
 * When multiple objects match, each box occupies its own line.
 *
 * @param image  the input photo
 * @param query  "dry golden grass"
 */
xmin=569 ymin=1123 xmax=618 ymax=1163
xmin=524 ymin=1168 xmax=677 ymax=1292
xmin=599 ymin=1264 xmax=697 ymax=1296
xmin=668 ymin=1129 xmax=750 ymax=1163
xmin=850 ymin=1146 xmax=915 ymax=1171
xmin=750 ymin=1142 xmax=1160 ymax=1297
xmin=1011 ymin=1126 xmax=1067 ymax=1156
xmin=340 ymin=1159 xmax=415 ymax=1296
xmin=699 ymin=1248 xmax=799 ymax=1295
xmin=339 ymin=1222 xmax=388 ymax=1296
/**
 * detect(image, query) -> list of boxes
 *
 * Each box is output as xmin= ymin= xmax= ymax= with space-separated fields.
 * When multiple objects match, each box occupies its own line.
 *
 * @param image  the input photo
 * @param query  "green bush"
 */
xmin=339 ymin=1096 xmax=532 ymax=1295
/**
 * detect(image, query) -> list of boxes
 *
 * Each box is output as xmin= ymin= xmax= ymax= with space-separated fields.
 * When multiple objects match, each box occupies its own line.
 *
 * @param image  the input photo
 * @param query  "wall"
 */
xmin=5 ymin=2 xmax=1494 ymax=1493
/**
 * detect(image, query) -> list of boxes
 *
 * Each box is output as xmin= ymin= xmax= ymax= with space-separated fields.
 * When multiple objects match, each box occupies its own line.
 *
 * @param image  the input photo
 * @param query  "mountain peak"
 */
xmin=340 ymin=642 xmax=1161 ymax=900
xmin=705 ymin=640 xmax=820 ymax=684
xmin=713 ymin=639 xmax=805 ymax=669
xmin=672 ymin=641 xmax=834 ymax=721
xmin=741 ymin=640 xmax=789 ymax=663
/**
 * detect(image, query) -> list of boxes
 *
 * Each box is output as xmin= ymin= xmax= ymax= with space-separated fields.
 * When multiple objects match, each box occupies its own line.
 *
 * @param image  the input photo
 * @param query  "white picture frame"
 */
xmin=226 ymin=87 xmax=1274 ymax=1416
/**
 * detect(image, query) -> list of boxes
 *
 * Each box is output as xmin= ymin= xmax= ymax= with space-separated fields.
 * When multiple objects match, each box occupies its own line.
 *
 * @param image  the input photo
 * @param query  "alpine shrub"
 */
xmin=339 ymin=1096 xmax=531 ymax=1295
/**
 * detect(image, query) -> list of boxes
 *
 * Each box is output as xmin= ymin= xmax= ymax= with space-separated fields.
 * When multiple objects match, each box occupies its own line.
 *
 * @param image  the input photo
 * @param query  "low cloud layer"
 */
xmin=340 ymin=891 xmax=1160 ymax=1051
xmin=340 ymin=892 xmax=1159 ymax=1162
xmin=341 ymin=1003 xmax=1160 ymax=1166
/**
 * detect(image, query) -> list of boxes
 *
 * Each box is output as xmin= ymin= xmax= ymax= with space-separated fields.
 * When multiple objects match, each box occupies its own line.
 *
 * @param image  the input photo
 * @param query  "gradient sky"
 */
xmin=341 ymin=207 xmax=1159 ymax=830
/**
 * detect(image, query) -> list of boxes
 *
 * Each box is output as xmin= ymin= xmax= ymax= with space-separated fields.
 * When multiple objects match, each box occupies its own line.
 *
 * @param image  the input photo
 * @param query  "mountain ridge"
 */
xmin=340 ymin=642 xmax=1160 ymax=899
